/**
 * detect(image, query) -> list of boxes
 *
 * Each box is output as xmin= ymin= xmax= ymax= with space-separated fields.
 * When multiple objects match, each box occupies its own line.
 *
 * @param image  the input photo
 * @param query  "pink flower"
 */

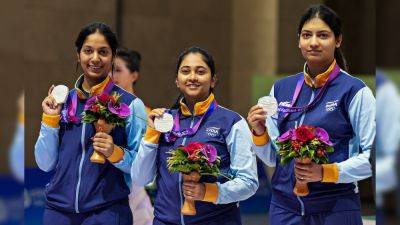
xmin=108 ymin=101 xmax=131 ymax=118
xmin=315 ymin=127 xmax=333 ymax=146
xmin=277 ymin=129 xmax=294 ymax=142
xmin=201 ymin=144 xmax=218 ymax=165
xmin=84 ymin=96 xmax=97 ymax=111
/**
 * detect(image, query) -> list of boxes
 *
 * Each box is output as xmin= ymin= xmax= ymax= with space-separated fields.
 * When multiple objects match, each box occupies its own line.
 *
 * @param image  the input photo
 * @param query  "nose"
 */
xmin=91 ymin=51 xmax=100 ymax=63
xmin=310 ymin=35 xmax=319 ymax=48
xmin=188 ymin=71 xmax=197 ymax=81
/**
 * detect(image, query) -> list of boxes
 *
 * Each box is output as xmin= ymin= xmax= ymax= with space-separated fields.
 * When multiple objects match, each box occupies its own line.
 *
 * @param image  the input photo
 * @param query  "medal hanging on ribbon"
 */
xmin=260 ymin=63 xmax=341 ymax=120
xmin=164 ymin=101 xmax=218 ymax=143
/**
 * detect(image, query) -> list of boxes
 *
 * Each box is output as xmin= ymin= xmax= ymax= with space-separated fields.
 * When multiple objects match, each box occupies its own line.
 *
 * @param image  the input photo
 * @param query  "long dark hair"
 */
xmin=298 ymin=4 xmax=348 ymax=71
xmin=171 ymin=46 xmax=216 ymax=109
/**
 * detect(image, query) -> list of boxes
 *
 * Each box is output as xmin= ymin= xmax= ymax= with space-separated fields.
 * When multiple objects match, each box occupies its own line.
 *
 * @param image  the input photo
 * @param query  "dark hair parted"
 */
xmin=176 ymin=46 xmax=216 ymax=77
xmin=298 ymin=4 xmax=348 ymax=71
xmin=116 ymin=47 xmax=142 ymax=72
xmin=75 ymin=22 xmax=119 ymax=56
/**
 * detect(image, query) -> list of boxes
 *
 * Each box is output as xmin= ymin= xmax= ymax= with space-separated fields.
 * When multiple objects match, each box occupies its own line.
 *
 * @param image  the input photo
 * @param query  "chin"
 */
xmin=306 ymin=57 xmax=325 ymax=65
xmin=85 ymin=71 xmax=107 ymax=80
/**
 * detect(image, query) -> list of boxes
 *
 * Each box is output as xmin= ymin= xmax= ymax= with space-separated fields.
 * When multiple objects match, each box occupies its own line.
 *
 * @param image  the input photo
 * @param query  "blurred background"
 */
xmin=0 ymin=0 xmax=391 ymax=224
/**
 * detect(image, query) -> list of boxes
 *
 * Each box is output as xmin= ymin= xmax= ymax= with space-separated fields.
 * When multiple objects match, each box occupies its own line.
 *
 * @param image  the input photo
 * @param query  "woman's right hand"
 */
xmin=148 ymin=108 xmax=166 ymax=129
xmin=42 ymin=85 xmax=62 ymax=115
xmin=247 ymin=105 xmax=267 ymax=135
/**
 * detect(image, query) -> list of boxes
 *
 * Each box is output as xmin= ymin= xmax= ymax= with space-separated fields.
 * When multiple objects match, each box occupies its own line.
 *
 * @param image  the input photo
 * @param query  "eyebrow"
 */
xmin=301 ymin=29 xmax=332 ymax=33
xmin=82 ymin=45 xmax=111 ymax=50
xmin=180 ymin=65 xmax=208 ymax=69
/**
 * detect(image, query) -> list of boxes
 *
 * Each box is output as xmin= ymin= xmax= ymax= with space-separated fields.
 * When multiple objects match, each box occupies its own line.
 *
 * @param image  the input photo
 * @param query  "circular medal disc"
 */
xmin=154 ymin=113 xmax=174 ymax=133
xmin=51 ymin=85 xmax=69 ymax=104
xmin=257 ymin=96 xmax=278 ymax=117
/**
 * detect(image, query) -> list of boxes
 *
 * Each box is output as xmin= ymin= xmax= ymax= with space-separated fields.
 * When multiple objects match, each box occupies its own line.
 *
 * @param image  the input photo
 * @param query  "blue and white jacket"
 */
xmin=253 ymin=60 xmax=375 ymax=215
xmin=132 ymin=93 xmax=258 ymax=225
xmin=35 ymin=75 xmax=147 ymax=213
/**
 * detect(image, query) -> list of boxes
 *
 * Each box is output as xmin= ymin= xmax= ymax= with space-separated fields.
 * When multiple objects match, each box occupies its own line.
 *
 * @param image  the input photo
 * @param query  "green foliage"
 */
xmin=167 ymin=147 xmax=221 ymax=177
xmin=277 ymin=138 xmax=332 ymax=166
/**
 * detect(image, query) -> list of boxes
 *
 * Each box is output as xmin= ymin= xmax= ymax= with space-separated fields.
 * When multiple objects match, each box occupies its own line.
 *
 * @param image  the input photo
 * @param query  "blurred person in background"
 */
xmin=112 ymin=47 xmax=154 ymax=225
xmin=375 ymin=69 xmax=400 ymax=224
xmin=9 ymin=92 xmax=24 ymax=183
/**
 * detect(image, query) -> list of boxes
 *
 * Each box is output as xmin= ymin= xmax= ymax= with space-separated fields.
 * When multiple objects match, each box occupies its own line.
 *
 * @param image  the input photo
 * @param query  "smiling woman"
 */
xmin=132 ymin=46 xmax=259 ymax=225
xmin=34 ymin=22 xmax=147 ymax=225
xmin=247 ymin=4 xmax=375 ymax=225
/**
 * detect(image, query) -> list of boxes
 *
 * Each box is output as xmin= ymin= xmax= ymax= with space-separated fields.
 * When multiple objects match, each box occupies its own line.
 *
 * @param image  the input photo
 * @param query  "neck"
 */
xmin=82 ymin=75 xmax=105 ymax=91
xmin=127 ymin=86 xmax=135 ymax=95
xmin=307 ymin=60 xmax=333 ymax=78
xmin=184 ymin=94 xmax=209 ymax=113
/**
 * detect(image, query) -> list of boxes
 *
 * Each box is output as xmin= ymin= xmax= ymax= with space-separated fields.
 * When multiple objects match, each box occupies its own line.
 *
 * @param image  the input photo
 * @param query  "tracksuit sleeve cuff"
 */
xmin=42 ymin=113 xmax=61 ymax=128
xmin=322 ymin=163 xmax=339 ymax=183
xmin=203 ymin=183 xmax=219 ymax=204
xmin=252 ymin=130 xmax=269 ymax=146
xmin=144 ymin=126 xmax=161 ymax=144
xmin=107 ymin=145 xmax=125 ymax=163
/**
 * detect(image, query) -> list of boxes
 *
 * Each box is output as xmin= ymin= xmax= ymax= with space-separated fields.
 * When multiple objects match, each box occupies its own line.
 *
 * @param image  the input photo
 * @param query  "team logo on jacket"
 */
xmin=325 ymin=100 xmax=339 ymax=111
xmin=278 ymin=101 xmax=291 ymax=107
xmin=206 ymin=127 xmax=220 ymax=137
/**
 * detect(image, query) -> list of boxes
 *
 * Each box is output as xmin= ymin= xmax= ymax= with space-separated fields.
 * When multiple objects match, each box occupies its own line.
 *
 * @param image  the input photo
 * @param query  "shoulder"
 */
xmin=213 ymin=105 xmax=244 ymax=126
xmin=111 ymin=84 xmax=136 ymax=103
xmin=274 ymin=73 xmax=303 ymax=91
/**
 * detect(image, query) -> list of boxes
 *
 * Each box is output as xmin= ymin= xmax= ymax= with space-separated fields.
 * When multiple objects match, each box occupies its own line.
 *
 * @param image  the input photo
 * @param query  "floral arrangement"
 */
xmin=167 ymin=142 xmax=221 ymax=177
xmin=81 ymin=92 xmax=130 ymax=127
xmin=276 ymin=125 xmax=334 ymax=165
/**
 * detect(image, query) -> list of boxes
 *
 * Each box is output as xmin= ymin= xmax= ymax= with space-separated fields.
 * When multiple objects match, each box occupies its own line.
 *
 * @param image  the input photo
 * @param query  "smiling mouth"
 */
xmin=186 ymin=84 xmax=200 ymax=89
xmin=88 ymin=65 xmax=103 ymax=72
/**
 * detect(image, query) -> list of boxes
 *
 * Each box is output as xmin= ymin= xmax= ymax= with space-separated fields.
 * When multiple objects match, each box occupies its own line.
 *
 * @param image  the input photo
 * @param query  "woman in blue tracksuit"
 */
xmin=132 ymin=46 xmax=258 ymax=225
xmin=247 ymin=5 xmax=374 ymax=225
xmin=35 ymin=22 xmax=147 ymax=225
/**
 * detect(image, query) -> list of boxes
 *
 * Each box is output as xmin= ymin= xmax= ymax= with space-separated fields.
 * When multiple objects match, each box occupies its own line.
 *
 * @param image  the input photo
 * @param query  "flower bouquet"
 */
xmin=82 ymin=92 xmax=130 ymax=163
xmin=167 ymin=141 xmax=221 ymax=215
xmin=276 ymin=125 xmax=334 ymax=196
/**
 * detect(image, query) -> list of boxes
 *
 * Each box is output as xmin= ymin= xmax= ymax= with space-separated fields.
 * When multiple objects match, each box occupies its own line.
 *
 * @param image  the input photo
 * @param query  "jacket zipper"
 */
xmin=75 ymin=123 xmax=86 ymax=213
xmin=179 ymin=116 xmax=195 ymax=225
xmin=296 ymin=89 xmax=315 ymax=216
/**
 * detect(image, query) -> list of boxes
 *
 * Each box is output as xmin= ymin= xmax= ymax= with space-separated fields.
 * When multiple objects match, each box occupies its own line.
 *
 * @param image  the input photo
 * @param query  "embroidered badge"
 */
xmin=325 ymin=100 xmax=339 ymax=112
xmin=206 ymin=127 xmax=220 ymax=137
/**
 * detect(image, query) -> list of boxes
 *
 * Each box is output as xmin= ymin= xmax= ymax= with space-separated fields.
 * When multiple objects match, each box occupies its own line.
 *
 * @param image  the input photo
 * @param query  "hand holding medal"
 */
xmin=42 ymin=85 xmax=69 ymax=116
xmin=51 ymin=85 xmax=69 ymax=104
xmin=257 ymin=96 xmax=278 ymax=118
xmin=247 ymin=96 xmax=278 ymax=136
xmin=148 ymin=108 xmax=174 ymax=133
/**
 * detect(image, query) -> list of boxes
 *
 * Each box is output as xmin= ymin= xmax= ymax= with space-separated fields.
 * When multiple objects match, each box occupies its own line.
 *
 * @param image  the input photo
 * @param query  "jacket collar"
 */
xmin=179 ymin=93 xmax=215 ymax=116
xmin=303 ymin=59 xmax=336 ymax=88
xmin=74 ymin=74 xmax=111 ymax=99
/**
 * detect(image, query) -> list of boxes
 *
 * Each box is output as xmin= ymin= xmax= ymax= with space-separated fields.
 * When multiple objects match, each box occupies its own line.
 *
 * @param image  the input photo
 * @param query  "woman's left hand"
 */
xmin=182 ymin=181 xmax=206 ymax=201
xmin=294 ymin=161 xmax=323 ymax=183
xmin=92 ymin=132 xmax=114 ymax=157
